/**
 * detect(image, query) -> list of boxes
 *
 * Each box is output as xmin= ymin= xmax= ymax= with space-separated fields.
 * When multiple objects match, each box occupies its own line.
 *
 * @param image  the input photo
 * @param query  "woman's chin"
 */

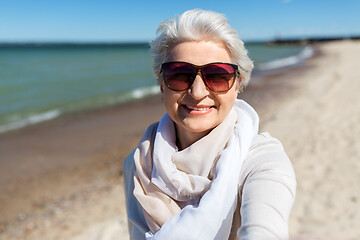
xmin=179 ymin=122 xmax=216 ymax=135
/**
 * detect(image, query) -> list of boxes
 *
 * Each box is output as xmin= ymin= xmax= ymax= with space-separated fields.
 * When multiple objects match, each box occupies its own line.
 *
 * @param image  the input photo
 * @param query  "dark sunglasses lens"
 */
xmin=203 ymin=64 xmax=236 ymax=92
xmin=162 ymin=63 xmax=196 ymax=91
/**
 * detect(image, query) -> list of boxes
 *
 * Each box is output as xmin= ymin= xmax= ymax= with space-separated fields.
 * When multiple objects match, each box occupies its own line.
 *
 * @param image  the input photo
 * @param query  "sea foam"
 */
xmin=0 ymin=86 xmax=162 ymax=134
xmin=0 ymin=109 xmax=61 ymax=133
xmin=131 ymin=85 xmax=161 ymax=99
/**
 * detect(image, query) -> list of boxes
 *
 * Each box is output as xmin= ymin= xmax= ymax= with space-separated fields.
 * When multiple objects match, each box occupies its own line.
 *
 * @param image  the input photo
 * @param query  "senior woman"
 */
xmin=124 ymin=9 xmax=296 ymax=240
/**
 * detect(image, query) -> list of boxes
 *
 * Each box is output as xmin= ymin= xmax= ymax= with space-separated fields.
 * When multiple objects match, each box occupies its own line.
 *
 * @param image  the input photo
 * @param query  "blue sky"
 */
xmin=0 ymin=0 xmax=359 ymax=42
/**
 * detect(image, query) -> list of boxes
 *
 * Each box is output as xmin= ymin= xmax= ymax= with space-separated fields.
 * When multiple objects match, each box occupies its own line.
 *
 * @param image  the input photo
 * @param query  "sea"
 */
xmin=0 ymin=42 xmax=313 ymax=133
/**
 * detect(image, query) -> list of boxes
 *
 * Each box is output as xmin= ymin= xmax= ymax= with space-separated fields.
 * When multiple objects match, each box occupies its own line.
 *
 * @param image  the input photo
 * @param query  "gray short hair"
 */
xmin=150 ymin=9 xmax=254 ymax=89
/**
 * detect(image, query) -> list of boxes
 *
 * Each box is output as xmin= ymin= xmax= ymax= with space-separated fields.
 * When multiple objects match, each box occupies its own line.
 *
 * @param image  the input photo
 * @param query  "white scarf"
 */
xmin=133 ymin=100 xmax=259 ymax=239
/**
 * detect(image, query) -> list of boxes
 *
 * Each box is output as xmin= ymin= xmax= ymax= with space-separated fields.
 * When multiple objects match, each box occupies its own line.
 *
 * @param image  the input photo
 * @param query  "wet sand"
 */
xmin=1 ymin=40 xmax=359 ymax=240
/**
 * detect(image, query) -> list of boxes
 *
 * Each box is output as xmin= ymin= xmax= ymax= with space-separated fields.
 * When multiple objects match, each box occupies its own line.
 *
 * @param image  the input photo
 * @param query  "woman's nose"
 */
xmin=188 ymin=73 xmax=209 ymax=99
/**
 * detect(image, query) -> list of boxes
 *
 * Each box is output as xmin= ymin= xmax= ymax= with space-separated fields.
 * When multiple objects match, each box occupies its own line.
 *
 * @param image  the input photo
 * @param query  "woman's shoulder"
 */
xmin=123 ymin=122 xmax=159 ymax=180
xmin=250 ymin=132 xmax=284 ymax=150
xmin=242 ymin=132 xmax=296 ymax=180
xmin=248 ymin=132 xmax=289 ymax=161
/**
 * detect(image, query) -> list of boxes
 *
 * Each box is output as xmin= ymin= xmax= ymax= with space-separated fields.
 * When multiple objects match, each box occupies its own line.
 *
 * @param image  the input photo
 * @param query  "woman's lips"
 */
xmin=182 ymin=104 xmax=214 ymax=115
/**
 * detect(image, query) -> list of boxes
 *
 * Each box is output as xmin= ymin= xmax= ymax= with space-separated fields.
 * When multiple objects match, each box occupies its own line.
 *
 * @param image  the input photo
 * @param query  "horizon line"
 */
xmin=0 ymin=34 xmax=359 ymax=46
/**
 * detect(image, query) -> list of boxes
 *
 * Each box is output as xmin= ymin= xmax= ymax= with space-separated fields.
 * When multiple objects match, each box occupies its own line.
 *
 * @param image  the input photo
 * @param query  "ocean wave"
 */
xmin=0 ymin=86 xmax=161 ymax=134
xmin=131 ymin=85 xmax=161 ymax=99
xmin=0 ymin=109 xmax=61 ymax=133
xmin=106 ymin=85 xmax=161 ymax=105
xmin=256 ymin=46 xmax=314 ymax=71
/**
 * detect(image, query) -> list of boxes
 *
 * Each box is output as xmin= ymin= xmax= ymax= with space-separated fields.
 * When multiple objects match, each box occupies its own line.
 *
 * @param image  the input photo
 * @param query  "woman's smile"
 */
xmin=182 ymin=104 xmax=214 ymax=115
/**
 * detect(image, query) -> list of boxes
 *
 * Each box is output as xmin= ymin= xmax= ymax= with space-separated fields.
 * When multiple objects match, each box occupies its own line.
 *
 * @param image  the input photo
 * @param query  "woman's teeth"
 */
xmin=186 ymin=105 xmax=211 ymax=111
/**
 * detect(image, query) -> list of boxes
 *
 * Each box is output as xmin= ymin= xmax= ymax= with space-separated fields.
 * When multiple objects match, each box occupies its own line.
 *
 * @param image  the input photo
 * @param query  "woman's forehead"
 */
xmin=165 ymin=41 xmax=232 ymax=65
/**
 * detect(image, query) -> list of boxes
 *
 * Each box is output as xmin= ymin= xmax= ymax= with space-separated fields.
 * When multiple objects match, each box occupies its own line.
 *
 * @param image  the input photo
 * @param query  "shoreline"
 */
xmin=1 ymin=40 xmax=359 ymax=239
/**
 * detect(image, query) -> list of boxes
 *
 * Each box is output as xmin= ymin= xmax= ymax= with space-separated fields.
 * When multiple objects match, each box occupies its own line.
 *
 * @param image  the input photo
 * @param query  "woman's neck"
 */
xmin=175 ymin=126 xmax=211 ymax=151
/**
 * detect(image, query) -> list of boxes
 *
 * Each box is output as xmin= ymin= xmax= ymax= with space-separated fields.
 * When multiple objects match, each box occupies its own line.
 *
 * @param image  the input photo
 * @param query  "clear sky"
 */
xmin=1 ymin=0 xmax=359 ymax=42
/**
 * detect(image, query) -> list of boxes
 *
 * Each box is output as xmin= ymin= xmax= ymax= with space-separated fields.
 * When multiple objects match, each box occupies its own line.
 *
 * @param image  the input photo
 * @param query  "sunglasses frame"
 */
xmin=161 ymin=61 xmax=240 ymax=93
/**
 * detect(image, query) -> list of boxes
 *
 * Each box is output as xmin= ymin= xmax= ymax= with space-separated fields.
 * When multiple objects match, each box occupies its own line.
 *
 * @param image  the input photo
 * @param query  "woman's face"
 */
xmin=160 ymin=41 xmax=238 ymax=144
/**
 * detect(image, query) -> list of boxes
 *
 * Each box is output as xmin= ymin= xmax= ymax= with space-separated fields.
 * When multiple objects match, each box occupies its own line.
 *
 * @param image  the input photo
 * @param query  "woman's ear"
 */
xmin=158 ymin=77 xmax=164 ymax=92
xmin=160 ymin=83 xmax=164 ymax=93
xmin=159 ymin=81 xmax=164 ymax=102
xmin=235 ymin=76 xmax=242 ymax=94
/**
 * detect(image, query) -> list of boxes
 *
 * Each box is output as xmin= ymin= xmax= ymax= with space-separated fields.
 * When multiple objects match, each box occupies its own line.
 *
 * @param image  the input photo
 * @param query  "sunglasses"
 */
xmin=161 ymin=61 xmax=239 ymax=93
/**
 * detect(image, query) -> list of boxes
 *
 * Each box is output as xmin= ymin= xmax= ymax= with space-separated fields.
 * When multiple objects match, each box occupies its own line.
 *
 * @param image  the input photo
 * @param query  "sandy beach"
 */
xmin=0 ymin=40 xmax=359 ymax=240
